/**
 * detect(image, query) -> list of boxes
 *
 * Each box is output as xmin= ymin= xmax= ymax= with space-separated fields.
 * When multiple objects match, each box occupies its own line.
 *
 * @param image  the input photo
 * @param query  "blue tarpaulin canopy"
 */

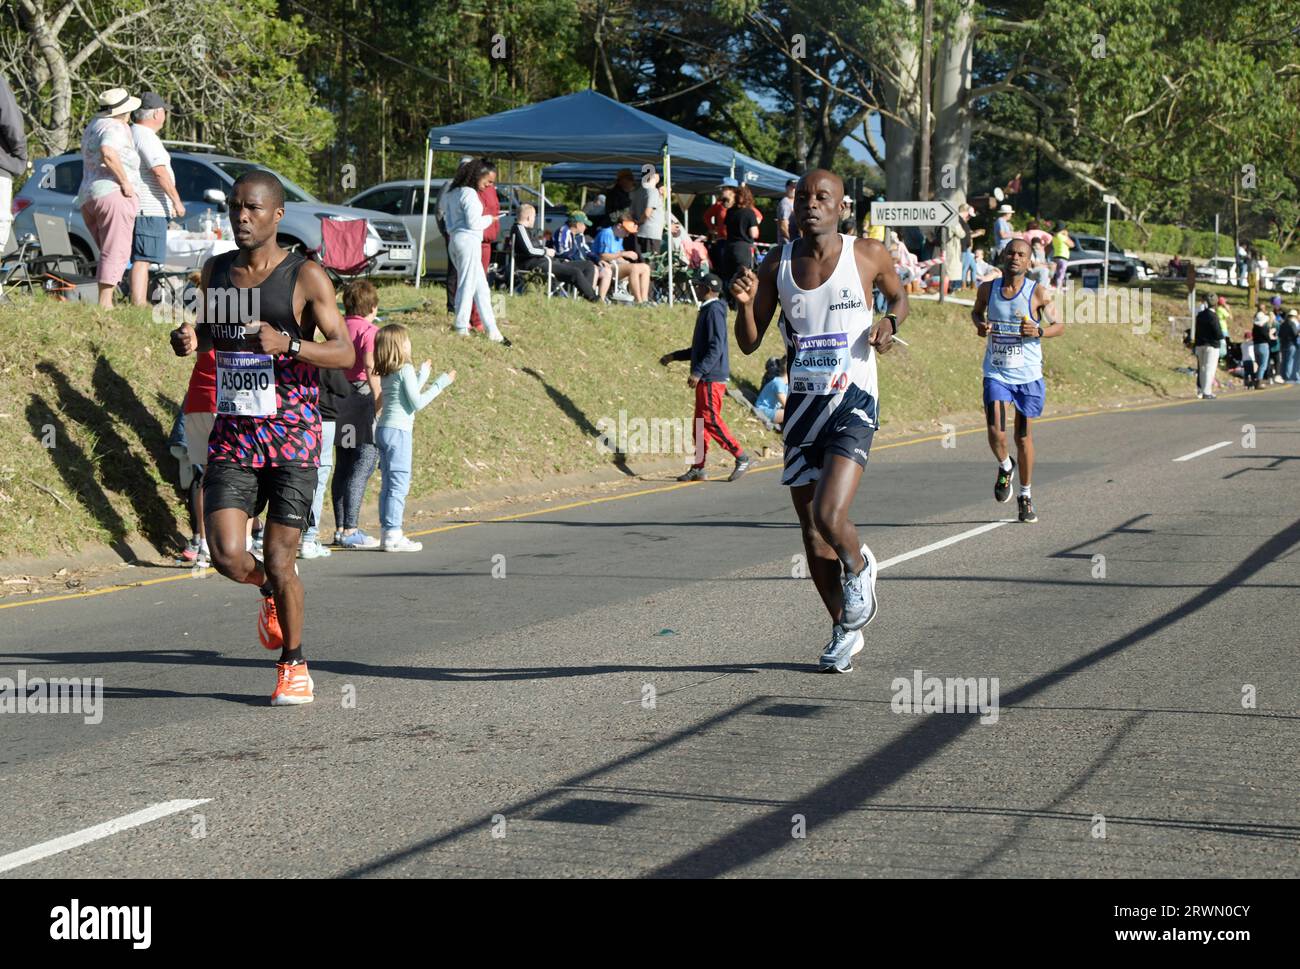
xmin=541 ymin=155 xmax=797 ymax=198
xmin=419 ymin=89 xmax=757 ymax=303
xmin=425 ymin=89 xmax=736 ymax=166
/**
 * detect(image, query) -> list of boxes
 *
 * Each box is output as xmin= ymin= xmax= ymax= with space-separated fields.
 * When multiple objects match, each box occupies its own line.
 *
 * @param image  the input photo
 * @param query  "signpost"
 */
xmin=870 ymin=200 xmax=960 ymax=229
xmin=871 ymin=200 xmax=961 ymax=302
xmin=1102 ymin=193 xmax=1117 ymax=300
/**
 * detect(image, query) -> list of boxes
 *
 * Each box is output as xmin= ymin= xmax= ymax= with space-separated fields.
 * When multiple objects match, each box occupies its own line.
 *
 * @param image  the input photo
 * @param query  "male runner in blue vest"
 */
xmin=971 ymin=238 xmax=1062 ymax=523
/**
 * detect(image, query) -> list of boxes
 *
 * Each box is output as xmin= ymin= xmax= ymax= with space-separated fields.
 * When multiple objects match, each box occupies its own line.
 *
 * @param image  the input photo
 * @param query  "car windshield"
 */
xmin=212 ymin=161 xmax=317 ymax=203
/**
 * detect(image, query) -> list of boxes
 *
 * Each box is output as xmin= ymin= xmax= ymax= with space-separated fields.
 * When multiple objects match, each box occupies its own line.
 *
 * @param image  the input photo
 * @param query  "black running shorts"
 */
xmin=203 ymin=460 xmax=317 ymax=530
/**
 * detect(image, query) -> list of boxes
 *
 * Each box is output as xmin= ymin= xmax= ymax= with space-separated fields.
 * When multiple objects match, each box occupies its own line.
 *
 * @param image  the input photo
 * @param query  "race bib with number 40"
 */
xmin=216 ymin=351 xmax=277 ymax=417
xmin=791 ymin=331 xmax=851 ymax=395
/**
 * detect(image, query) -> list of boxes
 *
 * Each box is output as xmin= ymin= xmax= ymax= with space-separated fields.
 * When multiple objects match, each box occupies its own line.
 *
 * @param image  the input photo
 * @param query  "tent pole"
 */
xmin=665 ymin=147 xmax=673 ymax=307
xmin=416 ymin=138 xmax=433 ymax=289
xmin=541 ymin=175 xmax=551 ymax=299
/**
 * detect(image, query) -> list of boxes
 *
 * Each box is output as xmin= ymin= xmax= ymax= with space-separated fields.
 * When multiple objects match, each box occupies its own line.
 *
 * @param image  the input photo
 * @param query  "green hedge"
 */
xmin=1066 ymin=221 xmax=1300 ymax=265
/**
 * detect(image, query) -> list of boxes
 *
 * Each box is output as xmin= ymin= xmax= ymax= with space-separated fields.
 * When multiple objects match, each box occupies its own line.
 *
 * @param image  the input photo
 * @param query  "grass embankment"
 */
xmin=0 ymin=279 xmax=1202 ymax=561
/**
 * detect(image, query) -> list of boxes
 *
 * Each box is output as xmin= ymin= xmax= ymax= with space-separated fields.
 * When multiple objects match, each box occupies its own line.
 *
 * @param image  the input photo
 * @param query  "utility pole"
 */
xmin=918 ymin=0 xmax=934 ymax=201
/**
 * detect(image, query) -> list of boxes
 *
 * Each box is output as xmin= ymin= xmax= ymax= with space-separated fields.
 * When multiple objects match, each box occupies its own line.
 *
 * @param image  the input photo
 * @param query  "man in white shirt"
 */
xmin=129 ymin=92 xmax=185 ymax=305
xmin=630 ymin=169 xmax=665 ymax=255
xmin=776 ymin=179 xmax=796 ymax=244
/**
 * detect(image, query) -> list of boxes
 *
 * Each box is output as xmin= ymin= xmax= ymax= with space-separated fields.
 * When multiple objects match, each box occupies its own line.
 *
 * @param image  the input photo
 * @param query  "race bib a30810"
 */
xmin=215 ymin=351 xmax=276 ymax=417
xmin=791 ymin=331 xmax=851 ymax=395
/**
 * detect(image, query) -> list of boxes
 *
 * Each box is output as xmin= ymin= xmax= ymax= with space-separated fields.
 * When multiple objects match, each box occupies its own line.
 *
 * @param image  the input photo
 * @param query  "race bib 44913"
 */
xmin=215 ymin=351 xmax=277 ymax=417
xmin=989 ymin=322 xmax=1025 ymax=369
xmin=791 ymin=331 xmax=851 ymax=395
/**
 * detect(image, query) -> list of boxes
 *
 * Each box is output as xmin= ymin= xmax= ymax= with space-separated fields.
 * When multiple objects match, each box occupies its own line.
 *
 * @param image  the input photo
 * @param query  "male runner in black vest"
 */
xmin=170 ymin=171 xmax=355 ymax=705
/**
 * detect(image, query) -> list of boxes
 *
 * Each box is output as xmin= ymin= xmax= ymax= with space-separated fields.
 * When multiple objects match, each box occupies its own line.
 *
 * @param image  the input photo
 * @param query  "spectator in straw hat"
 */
xmin=76 ymin=88 xmax=144 ymax=307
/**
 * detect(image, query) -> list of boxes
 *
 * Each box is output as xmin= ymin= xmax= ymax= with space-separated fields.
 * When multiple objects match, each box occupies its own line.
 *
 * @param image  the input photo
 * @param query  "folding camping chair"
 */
xmin=30 ymin=213 xmax=99 ymax=302
xmin=645 ymin=248 xmax=699 ymax=306
xmin=315 ymin=216 xmax=376 ymax=288
xmin=0 ymin=227 xmax=40 ymax=297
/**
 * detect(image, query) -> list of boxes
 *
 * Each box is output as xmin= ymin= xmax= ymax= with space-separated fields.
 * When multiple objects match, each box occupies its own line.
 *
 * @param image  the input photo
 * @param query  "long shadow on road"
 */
xmin=645 ymin=514 xmax=1300 ymax=877
xmin=332 ymin=514 xmax=1300 ymax=878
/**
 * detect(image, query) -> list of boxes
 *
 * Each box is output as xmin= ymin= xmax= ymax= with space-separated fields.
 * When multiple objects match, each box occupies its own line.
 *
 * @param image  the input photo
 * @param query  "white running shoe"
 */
xmin=298 ymin=540 xmax=332 ymax=559
xmin=819 ymin=624 xmax=864 ymax=673
xmin=839 ymin=543 xmax=879 ymax=631
xmin=382 ymin=531 xmax=423 ymax=552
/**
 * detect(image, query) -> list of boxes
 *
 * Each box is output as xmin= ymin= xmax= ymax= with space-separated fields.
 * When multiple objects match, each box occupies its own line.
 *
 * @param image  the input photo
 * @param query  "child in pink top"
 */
xmin=332 ymin=280 xmax=384 ymax=548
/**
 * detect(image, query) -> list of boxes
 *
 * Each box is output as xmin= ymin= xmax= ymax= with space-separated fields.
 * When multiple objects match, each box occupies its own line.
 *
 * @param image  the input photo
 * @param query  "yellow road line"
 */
xmin=3 ymin=385 xmax=1289 ymax=612
xmin=1 ymin=568 xmax=213 ymax=611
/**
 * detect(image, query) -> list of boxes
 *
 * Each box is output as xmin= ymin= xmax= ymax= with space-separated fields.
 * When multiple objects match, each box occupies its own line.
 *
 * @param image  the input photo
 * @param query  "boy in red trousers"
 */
xmin=659 ymin=272 xmax=752 ymax=482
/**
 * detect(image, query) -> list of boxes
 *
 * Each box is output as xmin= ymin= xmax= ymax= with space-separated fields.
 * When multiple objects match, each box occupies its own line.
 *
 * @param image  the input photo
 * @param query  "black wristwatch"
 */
xmin=1036 ymin=324 xmax=1045 ymax=338
xmin=286 ymin=337 xmax=301 ymax=358
xmin=883 ymin=313 xmax=899 ymax=334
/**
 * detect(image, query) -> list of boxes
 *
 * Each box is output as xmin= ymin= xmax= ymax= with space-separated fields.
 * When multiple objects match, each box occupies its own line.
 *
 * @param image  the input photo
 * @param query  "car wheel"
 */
xmin=70 ymin=237 xmax=96 ymax=274
xmin=277 ymin=235 xmax=305 ymax=255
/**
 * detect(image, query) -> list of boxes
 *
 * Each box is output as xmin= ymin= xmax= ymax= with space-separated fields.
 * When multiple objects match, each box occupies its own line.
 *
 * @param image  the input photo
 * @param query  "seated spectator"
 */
xmin=591 ymin=209 xmax=651 ymax=305
xmin=972 ymin=247 xmax=1000 ymax=282
xmin=754 ymin=356 xmax=789 ymax=428
xmin=670 ymin=217 xmax=710 ymax=271
xmin=888 ymin=230 xmax=922 ymax=292
xmin=512 ymin=203 xmax=601 ymax=301
xmin=555 ymin=211 xmax=612 ymax=301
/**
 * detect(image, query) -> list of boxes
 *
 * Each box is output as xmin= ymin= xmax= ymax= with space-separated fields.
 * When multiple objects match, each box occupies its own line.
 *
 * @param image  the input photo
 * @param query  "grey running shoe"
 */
xmin=677 ymin=467 xmax=706 ymax=482
xmin=727 ymin=455 xmax=751 ymax=482
xmin=994 ymin=458 xmax=1016 ymax=503
xmin=840 ymin=543 xmax=878 ymax=631
xmin=1018 ymin=495 xmax=1038 ymax=523
xmin=819 ymin=623 xmax=864 ymax=673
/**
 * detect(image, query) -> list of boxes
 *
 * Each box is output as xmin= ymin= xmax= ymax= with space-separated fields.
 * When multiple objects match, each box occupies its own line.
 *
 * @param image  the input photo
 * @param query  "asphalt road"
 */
xmin=1 ymin=386 xmax=1298 ymax=878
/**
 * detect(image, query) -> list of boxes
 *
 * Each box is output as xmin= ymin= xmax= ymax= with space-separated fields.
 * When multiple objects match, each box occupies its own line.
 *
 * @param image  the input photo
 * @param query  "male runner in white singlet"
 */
xmin=731 ymin=169 xmax=909 ymax=672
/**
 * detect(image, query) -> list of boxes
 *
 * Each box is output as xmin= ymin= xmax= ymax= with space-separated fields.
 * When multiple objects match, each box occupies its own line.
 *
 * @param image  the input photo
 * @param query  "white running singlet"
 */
xmin=776 ymin=233 xmax=877 ymax=449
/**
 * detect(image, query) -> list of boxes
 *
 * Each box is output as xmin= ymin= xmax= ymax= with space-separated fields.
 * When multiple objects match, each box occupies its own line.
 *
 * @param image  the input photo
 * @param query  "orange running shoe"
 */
xmin=258 ymin=595 xmax=283 ymax=650
xmin=270 ymin=662 xmax=314 ymax=706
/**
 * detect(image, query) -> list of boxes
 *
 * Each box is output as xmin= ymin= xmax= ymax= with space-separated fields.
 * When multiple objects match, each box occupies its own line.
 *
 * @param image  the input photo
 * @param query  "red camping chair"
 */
xmin=315 ymin=217 xmax=376 ymax=287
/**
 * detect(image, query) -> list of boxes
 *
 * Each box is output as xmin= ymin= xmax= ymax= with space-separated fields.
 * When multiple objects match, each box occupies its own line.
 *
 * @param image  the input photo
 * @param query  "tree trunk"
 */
xmin=881 ymin=0 xmax=919 ymax=201
xmin=19 ymin=1 xmax=74 ymax=155
xmin=792 ymin=65 xmax=808 ymax=170
xmin=932 ymin=0 xmax=974 ymax=277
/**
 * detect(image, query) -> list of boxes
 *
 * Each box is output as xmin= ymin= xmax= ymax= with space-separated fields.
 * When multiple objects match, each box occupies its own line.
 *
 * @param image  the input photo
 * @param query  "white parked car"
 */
xmin=1271 ymin=266 xmax=1300 ymax=294
xmin=1195 ymin=257 xmax=1237 ymax=285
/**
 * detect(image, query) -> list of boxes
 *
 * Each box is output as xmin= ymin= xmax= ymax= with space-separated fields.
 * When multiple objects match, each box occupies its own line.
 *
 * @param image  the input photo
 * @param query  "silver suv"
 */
xmin=13 ymin=147 xmax=416 ymax=277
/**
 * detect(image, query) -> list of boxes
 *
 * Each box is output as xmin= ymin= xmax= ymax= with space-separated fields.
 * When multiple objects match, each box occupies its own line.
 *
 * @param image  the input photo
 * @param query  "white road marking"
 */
xmin=0 ymin=799 xmax=210 ymax=875
xmin=1173 ymin=441 xmax=1232 ymax=462
xmin=877 ymin=520 xmax=1014 ymax=572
